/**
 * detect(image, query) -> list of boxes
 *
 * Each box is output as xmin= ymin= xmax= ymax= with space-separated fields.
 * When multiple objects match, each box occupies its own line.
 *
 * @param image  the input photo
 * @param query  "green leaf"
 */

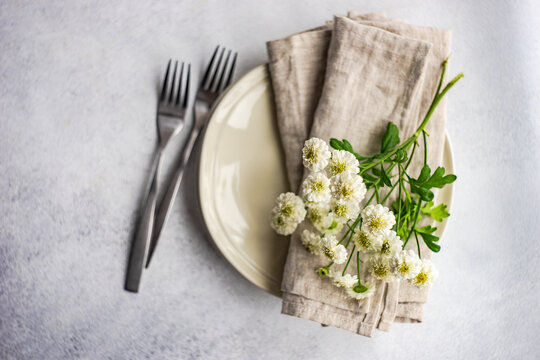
xmin=417 ymin=165 xmax=431 ymax=183
xmin=362 ymin=173 xmax=377 ymax=182
xmin=372 ymin=168 xmax=382 ymax=177
xmin=422 ymin=167 xmax=457 ymax=189
xmin=420 ymin=201 xmax=450 ymax=222
xmin=381 ymin=122 xmax=400 ymax=153
xmin=415 ymin=225 xmax=437 ymax=234
xmin=417 ymin=232 xmax=441 ymax=252
xmin=329 ymin=138 xmax=344 ymax=150
xmin=381 ymin=166 xmax=392 ymax=187
xmin=342 ymin=139 xmax=354 ymax=152
xmin=410 ymin=184 xmax=434 ymax=201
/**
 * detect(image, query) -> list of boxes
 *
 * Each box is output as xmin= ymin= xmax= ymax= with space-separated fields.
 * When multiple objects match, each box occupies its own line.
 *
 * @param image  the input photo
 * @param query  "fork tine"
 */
xmin=215 ymin=50 xmax=231 ymax=93
xmin=182 ymin=64 xmax=191 ymax=109
xmin=224 ymin=52 xmax=238 ymax=88
xmin=160 ymin=60 xmax=172 ymax=102
xmin=207 ymin=47 xmax=225 ymax=91
xmin=168 ymin=61 xmax=178 ymax=103
xmin=175 ymin=62 xmax=185 ymax=105
xmin=201 ymin=46 xmax=219 ymax=89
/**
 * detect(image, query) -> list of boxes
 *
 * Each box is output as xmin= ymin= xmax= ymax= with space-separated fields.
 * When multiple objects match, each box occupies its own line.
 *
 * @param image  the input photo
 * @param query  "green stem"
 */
xmin=403 ymin=199 xmax=422 ymax=248
xmin=413 ymin=72 xmax=464 ymax=139
xmin=339 ymin=216 xmax=361 ymax=245
xmin=436 ymin=57 xmax=448 ymax=95
xmin=422 ymin=130 xmax=428 ymax=166
xmin=356 ymin=251 xmax=363 ymax=286
xmin=396 ymin=165 xmax=403 ymax=230
xmin=342 ymin=245 xmax=356 ymax=276
xmin=381 ymin=181 xmax=398 ymax=204
xmin=414 ymin=232 xmax=422 ymax=259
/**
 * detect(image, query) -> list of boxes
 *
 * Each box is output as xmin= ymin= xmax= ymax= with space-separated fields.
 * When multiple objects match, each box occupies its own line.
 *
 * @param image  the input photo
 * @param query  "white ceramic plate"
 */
xmin=198 ymin=65 xmax=454 ymax=297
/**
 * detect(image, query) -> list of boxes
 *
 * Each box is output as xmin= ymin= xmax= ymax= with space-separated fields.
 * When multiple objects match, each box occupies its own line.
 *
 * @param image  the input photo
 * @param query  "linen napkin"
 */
xmin=267 ymin=12 xmax=451 ymax=336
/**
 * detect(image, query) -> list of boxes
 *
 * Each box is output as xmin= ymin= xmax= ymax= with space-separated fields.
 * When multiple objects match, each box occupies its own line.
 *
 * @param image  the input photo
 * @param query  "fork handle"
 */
xmin=146 ymin=107 xmax=207 ymax=267
xmin=125 ymin=150 xmax=162 ymax=292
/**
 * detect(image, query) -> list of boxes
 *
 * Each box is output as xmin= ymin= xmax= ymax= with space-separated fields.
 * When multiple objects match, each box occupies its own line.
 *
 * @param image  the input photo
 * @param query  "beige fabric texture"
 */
xmin=267 ymin=12 xmax=451 ymax=336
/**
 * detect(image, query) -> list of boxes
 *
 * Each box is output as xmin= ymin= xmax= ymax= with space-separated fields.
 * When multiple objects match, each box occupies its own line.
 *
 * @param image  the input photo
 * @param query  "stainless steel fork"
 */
xmin=145 ymin=46 xmax=237 ymax=267
xmin=125 ymin=60 xmax=191 ymax=292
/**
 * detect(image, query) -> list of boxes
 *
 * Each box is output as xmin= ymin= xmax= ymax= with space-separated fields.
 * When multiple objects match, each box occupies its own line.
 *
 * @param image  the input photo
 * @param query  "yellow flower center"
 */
xmin=312 ymin=181 xmax=325 ymax=192
xmin=280 ymin=204 xmax=294 ymax=217
xmin=373 ymin=263 xmax=389 ymax=278
xmin=305 ymin=146 xmax=318 ymax=163
xmin=339 ymin=184 xmax=353 ymax=198
xmin=356 ymin=232 xmax=371 ymax=249
xmin=309 ymin=209 xmax=322 ymax=223
xmin=398 ymin=262 xmax=410 ymax=275
xmin=334 ymin=204 xmax=348 ymax=217
xmin=369 ymin=216 xmax=385 ymax=231
xmin=415 ymin=272 xmax=428 ymax=285
xmin=323 ymin=247 xmax=335 ymax=260
xmin=333 ymin=161 xmax=347 ymax=174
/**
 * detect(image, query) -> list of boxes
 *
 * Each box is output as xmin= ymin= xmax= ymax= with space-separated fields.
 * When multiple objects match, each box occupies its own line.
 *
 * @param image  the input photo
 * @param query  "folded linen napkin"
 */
xmin=267 ymin=12 xmax=451 ymax=336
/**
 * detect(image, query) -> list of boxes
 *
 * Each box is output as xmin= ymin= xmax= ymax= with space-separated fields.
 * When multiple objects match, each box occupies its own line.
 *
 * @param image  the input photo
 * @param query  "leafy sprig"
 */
xmin=330 ymin=59 xmax=461 ymax=256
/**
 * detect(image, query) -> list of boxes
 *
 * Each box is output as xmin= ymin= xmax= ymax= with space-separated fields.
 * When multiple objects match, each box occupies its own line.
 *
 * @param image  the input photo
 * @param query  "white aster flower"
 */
xmin=328 ymin=270 xmax=358 ymax=288
xmin=270 ymin=192 xmax=306 ymax=235
xmin=326 ymin=150 xmax=359 ymax=176
xmin=408 ymin=259 xmax=439 ymax=288
xmin=345 ymin=282 xmax=376 ymax=301
xmin=272 ymin=192 xmax=306 ymax=223
xmin=302 ymin=137 xmax=331 ymax=172
xmin=330 ymin=172 xmax=367 ymax=202
xmin=330 ymin=199 xmax=360 ymax=222
xmin=361 ymin=204 xmax=396 ymax=237
xmin=270 ymin=213 xmax=297 ymax=236
xmin=321 ymin=236 xmax=348 ymax=264
xmin=302 ymin=173 xmax=331 ymax=203
xmin=353 ymin=230 xmax=382 ymax=253
xmin=307 ymin=202 xmax=330 ymax=227
xmin=300 ymin=229 xmax=323 ymax=255
xmin=379 ymin=230 xmax=403 ymax=257
xmin=391 ymin=250 xmax=422 ymax=280
xmin=368 ymin=254 xmax=394 ymax=281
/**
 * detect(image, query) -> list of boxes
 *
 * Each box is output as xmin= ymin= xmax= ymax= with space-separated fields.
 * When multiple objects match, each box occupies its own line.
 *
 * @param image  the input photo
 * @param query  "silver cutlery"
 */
xmin=145 ymin=46 xmax=238 ymax=267
xmin=125 ymin=60 xmax=191 ymax=292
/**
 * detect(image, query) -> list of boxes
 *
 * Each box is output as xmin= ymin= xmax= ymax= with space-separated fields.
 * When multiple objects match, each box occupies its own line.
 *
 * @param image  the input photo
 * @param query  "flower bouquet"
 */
xmin=270 ymin=59 xmax=462 ymax=302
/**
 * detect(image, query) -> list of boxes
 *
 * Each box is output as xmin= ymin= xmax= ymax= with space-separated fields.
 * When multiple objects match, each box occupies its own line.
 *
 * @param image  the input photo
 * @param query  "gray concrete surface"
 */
xmin=1 ymin=0 xmax=539 ymax=359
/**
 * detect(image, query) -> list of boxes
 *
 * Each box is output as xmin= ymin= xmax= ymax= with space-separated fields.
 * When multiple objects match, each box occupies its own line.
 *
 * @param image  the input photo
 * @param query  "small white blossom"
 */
xmin=272 ymin=192 xmax=306 ymax=223
xmin=321 ymin=236 xmax=348 ymax=264
xmin=379 ymin=230 xmax=403 ymax=257
xmin=300 ymin=229 xmax=323 ymax=255
xmin=368 ymin=254 xmax=395 ymax=281
xmin=307 ymin=202 xmax=330 ymax=228
xmin=270 ymin=213 xmax=297 ymax=236
xmin=302 ymin=138 xmax=331 ymax=172
xmin=330 ymin=172 xmax=367 ymax=202
xmin=408 ymin=259 xmax=439 ymax=288
xmin=270 ymin=192 xmax=306 ymax=235
xmin=302 ymin=173 xmax=331 ymax=203
xmin=326 ymin=150 xmax=359 ymax=176
xmin=391 ymin=250 xmax=422 ymax=280
xmin=345 ymin=282 xmax=376 ymax=301
xmin=330 ymin=199 xmax=360 ymax=222
xmin=361 ymin=204 xmax=396 ymax=237
xmin=353 ymin=230 xmax=382 ymax=253
xmin=328 ymin=270 xmax=357 ymax=288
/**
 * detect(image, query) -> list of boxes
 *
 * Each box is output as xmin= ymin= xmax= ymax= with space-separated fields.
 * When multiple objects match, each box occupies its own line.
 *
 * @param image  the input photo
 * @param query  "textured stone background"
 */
xmin=1 ymin=0 xmax=539 ymax=359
